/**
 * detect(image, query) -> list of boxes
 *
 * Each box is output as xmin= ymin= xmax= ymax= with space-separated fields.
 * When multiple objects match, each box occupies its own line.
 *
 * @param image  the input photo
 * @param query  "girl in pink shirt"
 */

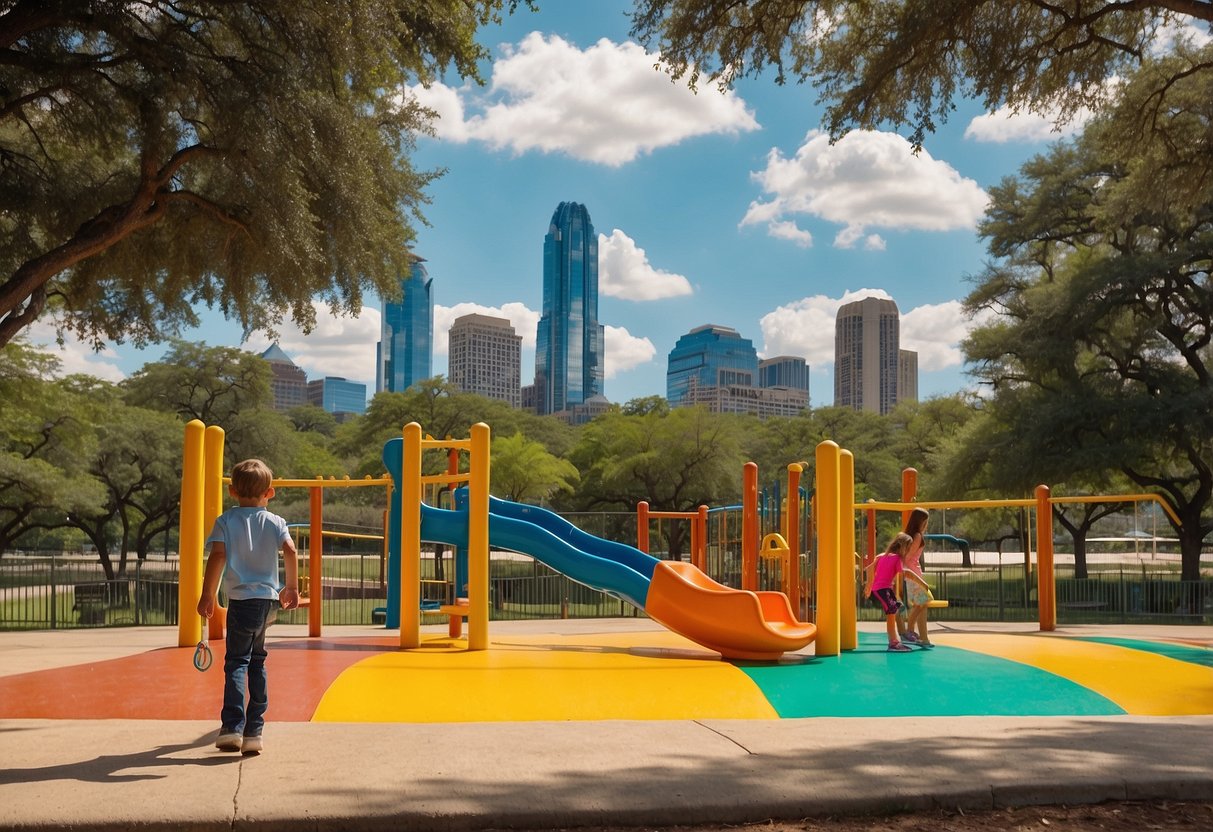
xmin=864 ymin=532 xmax=932 ymax=652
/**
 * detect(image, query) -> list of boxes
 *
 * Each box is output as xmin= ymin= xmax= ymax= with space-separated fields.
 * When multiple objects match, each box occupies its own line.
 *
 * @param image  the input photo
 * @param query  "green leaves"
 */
xmin=1 ymin=1 xmax=515 ymax=348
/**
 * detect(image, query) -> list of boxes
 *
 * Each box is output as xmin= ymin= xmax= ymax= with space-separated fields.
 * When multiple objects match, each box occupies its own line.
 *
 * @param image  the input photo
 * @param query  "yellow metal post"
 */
xmin=468 ymin=422 xmax=491 ymax=650
xmin=814 ymin=440 xmax=840 ymax=656
xmin=400 ymin=423 xmax=422 ymax=649
xmin=202 ymin=425 xmax=226 ymax=640
xmin=177 ymin=420 xmax=206 ymax=647
xmin=840 ymin=449 xmax=857 ymax=651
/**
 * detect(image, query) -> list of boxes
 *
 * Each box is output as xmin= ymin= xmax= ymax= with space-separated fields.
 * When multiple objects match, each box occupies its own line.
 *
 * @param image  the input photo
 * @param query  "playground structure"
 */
xmin=381 ymin=423 xmax=817 ymax=660
xmin=176 ymin=420 xmax=1186 ymax=661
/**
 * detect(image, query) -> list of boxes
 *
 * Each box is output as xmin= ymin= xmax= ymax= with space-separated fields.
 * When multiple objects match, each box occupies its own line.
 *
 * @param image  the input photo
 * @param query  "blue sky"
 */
xmin=32 ymin=3 xmax=1207 ymax=406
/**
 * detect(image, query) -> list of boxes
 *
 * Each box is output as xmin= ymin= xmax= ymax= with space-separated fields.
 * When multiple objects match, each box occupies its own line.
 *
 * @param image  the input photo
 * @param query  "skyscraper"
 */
xmin=260 ymin=343 xmax=307 ymax=411
xmin=534 ymin=202 xmax=604 ymax=415
xmin=667 ymin=324 xmax=759 ymax=407
xmin=307 ymin=377 xmax=367 ymax=419
xmin=377 ymin=255 xmax=432 ymax=394
xmin=448 ymin=313 xmax=522 ymax=407
xmin=759 ymin=355 xmax=811 ymax=407
xmin=834 ymin=296 xmax=917 ymax=414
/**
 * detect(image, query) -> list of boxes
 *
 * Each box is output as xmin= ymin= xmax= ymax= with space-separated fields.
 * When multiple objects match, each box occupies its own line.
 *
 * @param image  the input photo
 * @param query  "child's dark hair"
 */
xmin=230 ymin=459 xmax=273 ymax=499
xmin=904 ymin=507 xmax=930 ymax=538
xmin=886 ymin=532 xmax=913 ymax=556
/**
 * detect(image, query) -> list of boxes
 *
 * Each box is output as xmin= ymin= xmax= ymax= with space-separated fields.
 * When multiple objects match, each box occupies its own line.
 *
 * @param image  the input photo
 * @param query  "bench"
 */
xmin=73 ymin=582 xmax=121 ymax=624
xmin=1059 ymin=601 xmax=1108 ymax=610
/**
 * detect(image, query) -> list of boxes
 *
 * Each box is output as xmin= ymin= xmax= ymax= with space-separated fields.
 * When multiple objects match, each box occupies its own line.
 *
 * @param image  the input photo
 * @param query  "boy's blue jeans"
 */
xmin=221 ymin=598 xmax=277 ymax=737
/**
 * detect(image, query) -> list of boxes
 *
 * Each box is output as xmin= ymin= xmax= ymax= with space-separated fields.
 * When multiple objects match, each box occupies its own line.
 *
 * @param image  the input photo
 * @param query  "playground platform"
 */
xmin=1 ymin=619 xmax=1211 ymax=831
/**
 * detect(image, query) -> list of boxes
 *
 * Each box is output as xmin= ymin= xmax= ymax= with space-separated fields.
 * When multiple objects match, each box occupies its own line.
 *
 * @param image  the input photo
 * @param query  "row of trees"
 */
xmin=4 ymin=330 xmax=1206 ymax=581
xmin=1 ymin=335 xmax=972 ymax=573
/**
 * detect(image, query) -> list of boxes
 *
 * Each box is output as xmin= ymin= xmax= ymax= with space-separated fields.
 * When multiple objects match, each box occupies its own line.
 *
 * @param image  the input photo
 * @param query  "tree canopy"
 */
xmin=0 ymin=1 xmax=521 ymax=348
xmin=630 ymin=0 xmax=1213 ymax=147
xmin=961 ymin=53 xmax=1213 ymax=579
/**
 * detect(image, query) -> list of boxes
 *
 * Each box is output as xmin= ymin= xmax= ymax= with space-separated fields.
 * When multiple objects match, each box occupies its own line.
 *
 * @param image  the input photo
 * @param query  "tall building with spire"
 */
xmin=377 ymin=254 xmax=432 ymax=394
xmin=260 ymin=343 xmax=307 ymax=411
xmin=534 ymin=202 xmax=604 ymax=416
xmin=834 ymin=296 xmax=918 ymax=414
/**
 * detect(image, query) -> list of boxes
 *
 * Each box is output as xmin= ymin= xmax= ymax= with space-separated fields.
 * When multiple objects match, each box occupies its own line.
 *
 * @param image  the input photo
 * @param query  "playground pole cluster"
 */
xmin=396 ymin=422 xmax=491 ymax=651
xmin=176 ymin=419 xmax=392 ymax=647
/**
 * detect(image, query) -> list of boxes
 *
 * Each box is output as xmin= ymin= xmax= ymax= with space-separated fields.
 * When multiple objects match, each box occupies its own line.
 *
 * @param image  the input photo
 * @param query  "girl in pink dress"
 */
xmin=863 ymin=532 xmax=932 ymax=652
xmin=901 ymin=508 xmax=934 ymax=648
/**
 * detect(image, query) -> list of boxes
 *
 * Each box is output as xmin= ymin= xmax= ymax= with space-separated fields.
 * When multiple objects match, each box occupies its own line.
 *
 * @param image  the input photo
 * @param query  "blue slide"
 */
xmin=382 ymin=437 xmax=656 ymax=623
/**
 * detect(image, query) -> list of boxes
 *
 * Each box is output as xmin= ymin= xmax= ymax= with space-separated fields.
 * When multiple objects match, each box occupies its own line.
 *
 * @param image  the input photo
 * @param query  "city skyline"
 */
xmin=30 ymin=3 xmax=1202 ymax=405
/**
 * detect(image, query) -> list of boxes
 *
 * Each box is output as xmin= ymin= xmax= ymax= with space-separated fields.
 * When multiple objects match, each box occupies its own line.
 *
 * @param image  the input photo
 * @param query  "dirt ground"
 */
xmin=550 ymin=800 xmax=1213 ymax=831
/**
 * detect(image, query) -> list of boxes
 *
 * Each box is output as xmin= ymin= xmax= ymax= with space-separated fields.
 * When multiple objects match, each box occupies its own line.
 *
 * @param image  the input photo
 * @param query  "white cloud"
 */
xmin=603 ymin=325 xmax=656 ymax=379
xmin=767 ymin=220 xmax=813 ymax=248
xmin=901 ymin=300 xmax=992 ymax=371
xmin=964 ymin=103 xmax=1094 ymax=144
xmin=743 ymin=130 xmax=988 ymax=247
xmin=24 ymin=320 xmax=126 ymax=382
xmin=408 ymin=82 xmax=471 ymax=142
xmin=434 ymin=302 xmax=540 ymax=360
xmin=863 ymin=234 xmax=887 ymax=251
xmin=759 ymin=289 xmax=988 ymax=373
xmin=598 ymin=230 xmax=693 ymax=300
xmin=407 ymin=32 xmax=759 ymax=166
xmin=243 ymin=302 xmax=380 ymax=386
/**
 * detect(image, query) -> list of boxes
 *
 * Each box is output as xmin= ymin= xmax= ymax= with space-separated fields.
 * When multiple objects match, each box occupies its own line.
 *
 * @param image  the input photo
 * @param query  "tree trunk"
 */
xmin=1176 ymin=503 xmax=1205 ymax=583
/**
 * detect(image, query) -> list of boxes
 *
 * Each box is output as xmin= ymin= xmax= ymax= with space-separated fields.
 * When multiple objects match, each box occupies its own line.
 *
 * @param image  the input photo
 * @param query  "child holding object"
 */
xmin=901 ymin=508 xmax=935 ymax=648
xmin=864 ymin=532 xmax=932 ymax=653
xmin=197 ymin=459 xmax=299 ymax=755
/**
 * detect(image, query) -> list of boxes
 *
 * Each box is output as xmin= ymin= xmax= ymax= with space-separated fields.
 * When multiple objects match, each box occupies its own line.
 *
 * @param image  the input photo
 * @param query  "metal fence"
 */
xmin=0 ymin=556 xmax=181 ymax=629
xmin=3 ymin=546 xmax=1210 ymax=631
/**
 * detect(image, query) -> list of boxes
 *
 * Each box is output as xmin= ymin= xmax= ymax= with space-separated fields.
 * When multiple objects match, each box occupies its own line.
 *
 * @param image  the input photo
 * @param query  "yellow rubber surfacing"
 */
xmin=931 ymin=633 xmax=1213 ymax=715
xmin=313 ymin=631 xmax=779 ymax=722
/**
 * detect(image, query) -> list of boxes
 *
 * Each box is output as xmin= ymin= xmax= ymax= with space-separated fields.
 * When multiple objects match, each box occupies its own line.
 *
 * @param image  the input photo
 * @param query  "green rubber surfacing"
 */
xmin=1075 ymin=637 xmax=1213 ymax=669
xmin=739 ymin=632 xmax=1125 ymax=718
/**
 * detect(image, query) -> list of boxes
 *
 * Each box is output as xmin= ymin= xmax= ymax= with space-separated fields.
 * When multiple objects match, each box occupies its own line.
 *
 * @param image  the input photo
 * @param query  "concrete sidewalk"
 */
xmin=3 ymin=714 xmax=1212 ymax=830
xmin=2 ymin=621 xmax=1212 ymax=831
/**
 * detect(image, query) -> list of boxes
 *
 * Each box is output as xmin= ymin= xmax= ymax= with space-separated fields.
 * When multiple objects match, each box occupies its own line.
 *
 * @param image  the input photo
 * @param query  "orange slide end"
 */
xmin=644 ymin=561 xmax=817 ymax=661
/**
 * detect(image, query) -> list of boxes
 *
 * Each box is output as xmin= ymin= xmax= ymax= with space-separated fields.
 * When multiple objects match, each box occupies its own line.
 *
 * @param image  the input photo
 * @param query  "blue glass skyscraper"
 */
xmin=377 ymin=255 xmax=432 ymax=394
xmin=534 ymin=202 xmax=604 ymax=415
xmin=666 ymin=325 xmax=759 ymax=406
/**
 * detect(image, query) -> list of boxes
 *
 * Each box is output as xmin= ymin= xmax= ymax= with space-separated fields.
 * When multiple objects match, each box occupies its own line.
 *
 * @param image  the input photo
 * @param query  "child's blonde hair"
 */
xmin=230 ymin=459 xmax=273 ymax=499
xmin=885 ymin=532 xmax=913 ymax=557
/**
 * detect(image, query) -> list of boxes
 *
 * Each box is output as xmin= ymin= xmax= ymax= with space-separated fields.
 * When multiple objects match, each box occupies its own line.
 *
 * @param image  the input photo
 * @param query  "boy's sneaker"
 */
xmin=215 ymin=731 xmax=243 ymax=752
xmin=241 ymin=734 xmax=263 ymax=755
xmin=887 ymin=642 xmax=913 ymax=653
xmin=902 ymin=632 xmax=920 ymax=644
xmin=919 ymin=641 xmax=936 ymax=649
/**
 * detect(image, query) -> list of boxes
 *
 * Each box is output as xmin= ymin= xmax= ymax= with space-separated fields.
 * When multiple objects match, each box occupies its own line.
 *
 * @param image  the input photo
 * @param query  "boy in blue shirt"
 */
xmin=197 ymin=458 xmax=299 ymax=754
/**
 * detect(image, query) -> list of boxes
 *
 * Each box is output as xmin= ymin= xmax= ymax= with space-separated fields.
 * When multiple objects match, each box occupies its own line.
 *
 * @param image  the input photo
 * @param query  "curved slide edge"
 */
xmin=646 ymin=561 xmax=817 ymax=661
xmin=485 ymin=495 xmax=659 ymax=581
xmin=419 ymin=504 xmax=651 ymax=610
